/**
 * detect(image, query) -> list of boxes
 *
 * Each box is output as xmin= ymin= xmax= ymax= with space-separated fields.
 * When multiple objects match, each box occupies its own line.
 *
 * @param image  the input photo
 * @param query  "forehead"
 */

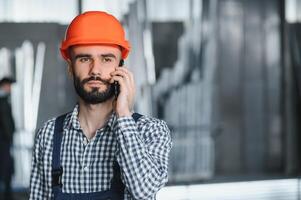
xmin=70 ymin=44 xmax=122 ymax=57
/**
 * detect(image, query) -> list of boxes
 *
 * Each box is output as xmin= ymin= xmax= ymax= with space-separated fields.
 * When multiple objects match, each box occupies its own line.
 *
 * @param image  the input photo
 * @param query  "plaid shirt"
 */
xmin=29 ymin=105 xmax=172 ymax=199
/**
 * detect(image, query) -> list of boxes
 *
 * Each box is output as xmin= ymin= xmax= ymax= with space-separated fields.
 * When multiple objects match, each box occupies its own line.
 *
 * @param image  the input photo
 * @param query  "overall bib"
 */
xmin=51 ymin=113 xmax=142 ymax=200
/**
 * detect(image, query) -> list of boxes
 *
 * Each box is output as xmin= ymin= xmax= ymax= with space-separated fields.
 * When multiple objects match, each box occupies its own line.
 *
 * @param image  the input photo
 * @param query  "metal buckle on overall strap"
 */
xmin=52 ymin=166 xmax=63 ymax=187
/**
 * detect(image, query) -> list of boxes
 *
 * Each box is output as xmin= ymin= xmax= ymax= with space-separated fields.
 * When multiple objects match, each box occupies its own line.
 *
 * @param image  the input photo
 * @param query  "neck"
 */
xmin=78 ymin=98 xmax=114 ymax=139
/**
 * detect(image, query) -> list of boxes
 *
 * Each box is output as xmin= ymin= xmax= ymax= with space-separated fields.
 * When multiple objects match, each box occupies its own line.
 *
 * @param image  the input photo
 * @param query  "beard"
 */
xmin=73 ymin=75 xmax=115 ymax=104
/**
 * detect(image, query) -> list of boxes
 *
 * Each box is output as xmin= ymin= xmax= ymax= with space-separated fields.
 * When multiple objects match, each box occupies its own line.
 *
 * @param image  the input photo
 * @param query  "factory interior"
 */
xmin=0 ymin=0 xmax=301 ymax=199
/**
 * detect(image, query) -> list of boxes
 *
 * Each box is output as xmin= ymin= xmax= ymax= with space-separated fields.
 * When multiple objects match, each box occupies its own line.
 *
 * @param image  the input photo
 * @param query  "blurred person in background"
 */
xmin=0 ymin=77 xmax=15 ymax=200
xmin=29 ymin=11 xmax=172 ymax=200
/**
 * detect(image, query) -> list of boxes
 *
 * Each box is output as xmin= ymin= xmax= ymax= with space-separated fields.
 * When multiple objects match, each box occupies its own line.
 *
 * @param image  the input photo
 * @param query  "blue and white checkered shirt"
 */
xmin=29 ymin=105 xmax=172 ymax=199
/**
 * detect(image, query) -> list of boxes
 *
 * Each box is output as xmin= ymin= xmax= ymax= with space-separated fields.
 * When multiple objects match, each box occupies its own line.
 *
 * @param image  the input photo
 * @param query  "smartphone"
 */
xmin=114 ymin=59 xmax=124 ymax=98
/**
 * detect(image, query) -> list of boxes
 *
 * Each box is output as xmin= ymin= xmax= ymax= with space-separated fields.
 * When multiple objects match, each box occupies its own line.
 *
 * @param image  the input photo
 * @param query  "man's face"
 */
xmin=68 ymin=44 xmax=122 ymax=104
xmin=0 ymin=83 xmax=12 ymax=94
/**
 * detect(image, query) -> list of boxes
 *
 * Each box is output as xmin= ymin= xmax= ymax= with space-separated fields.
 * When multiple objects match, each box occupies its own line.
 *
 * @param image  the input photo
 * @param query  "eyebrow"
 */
xmin=74 ymin=54 xmax=92 ymax=60
xmin=100 ymin=53 xmax=117 ymax=59
xmin=74 ymin=53 xmax=117 ymax=60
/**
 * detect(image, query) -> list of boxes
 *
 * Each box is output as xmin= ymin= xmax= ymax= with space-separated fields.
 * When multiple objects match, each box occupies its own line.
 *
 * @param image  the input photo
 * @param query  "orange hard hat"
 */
xmin=60 ymin=11 xmax=130 ymax=60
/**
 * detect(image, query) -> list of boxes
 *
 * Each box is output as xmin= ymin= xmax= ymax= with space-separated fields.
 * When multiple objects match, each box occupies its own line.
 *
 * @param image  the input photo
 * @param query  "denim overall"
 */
xmin=51 ymin=113 xmax=142 ymax=200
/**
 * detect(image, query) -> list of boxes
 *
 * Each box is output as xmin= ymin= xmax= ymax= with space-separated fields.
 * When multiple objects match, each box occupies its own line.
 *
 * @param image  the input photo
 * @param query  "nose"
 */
xmin=89 ymin=60 xmax=102 ymax=76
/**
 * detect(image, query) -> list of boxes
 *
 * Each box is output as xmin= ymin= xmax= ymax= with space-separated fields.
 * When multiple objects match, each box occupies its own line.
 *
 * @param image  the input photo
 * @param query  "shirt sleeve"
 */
xmin=115 ymin=116 xmax=172 ymax=200
xmin=29 ymin=125 xmax=51 ymax=199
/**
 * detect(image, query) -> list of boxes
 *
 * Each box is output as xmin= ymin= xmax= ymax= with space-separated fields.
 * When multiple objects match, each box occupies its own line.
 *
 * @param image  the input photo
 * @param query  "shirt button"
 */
xmin=83 ymin=166 xmax=89 ymax=171
xmin=83 ymin=138 xmax=88 ymax=145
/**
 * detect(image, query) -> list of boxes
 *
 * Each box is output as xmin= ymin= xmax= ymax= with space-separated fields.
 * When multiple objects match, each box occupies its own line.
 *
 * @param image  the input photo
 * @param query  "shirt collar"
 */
xmin=69 ymin=104 xmax=117 ymax=132
xmin=106 ymin=111 xmax=117 ymax=131
xmin=69 ymin=104 xmax=81 ymax=130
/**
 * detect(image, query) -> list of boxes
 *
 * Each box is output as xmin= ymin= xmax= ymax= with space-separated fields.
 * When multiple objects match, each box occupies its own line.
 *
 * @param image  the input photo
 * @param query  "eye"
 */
xmin=103 ymin=57 xmax=112 ymax=63
xmin=79 ymin=57 xmax=91 ymax=63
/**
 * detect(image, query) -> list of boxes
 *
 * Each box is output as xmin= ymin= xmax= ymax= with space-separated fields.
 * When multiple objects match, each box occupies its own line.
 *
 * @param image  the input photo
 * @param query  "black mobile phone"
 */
xmin=114 ymin=59 xmax=124 ymax=98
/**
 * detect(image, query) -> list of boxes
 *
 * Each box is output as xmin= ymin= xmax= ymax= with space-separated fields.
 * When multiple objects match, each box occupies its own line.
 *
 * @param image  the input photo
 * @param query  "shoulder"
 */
xmin=136 ymin=115 xmax=172 ymax=144
xmin=34 ymin=117 xmax=56 ymax=146
xmin=138 ymin=115 xmax=169 ymax=130
xmin=35 ymin=112 xmax=72 ymax=141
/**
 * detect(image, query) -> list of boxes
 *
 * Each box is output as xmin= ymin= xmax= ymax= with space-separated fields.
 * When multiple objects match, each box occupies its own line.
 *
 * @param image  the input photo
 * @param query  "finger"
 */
xmin=113 ymin=70 xmax=134 ymax=94
xmin=111 ymin=70 xmax=132 ymax=86
xmin=110 ymin=76 xmax=125 ymax=89
xmin=110 ymin=69 xmax=127 ymax=78
xmin=110 ymin=75 xmax=134 ymax=97
xmin=114 ymin=67 xmax=133 ymax=81
xmin=117 ymin=67 xmax=134 ymax=86
xmin=112 ymin=67 xmax=135 ymax=95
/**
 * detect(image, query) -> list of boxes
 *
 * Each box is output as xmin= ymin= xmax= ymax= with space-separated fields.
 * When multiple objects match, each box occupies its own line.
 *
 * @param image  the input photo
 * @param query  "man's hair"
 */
xmin=0 ymin=77 xmax=16 ymax=86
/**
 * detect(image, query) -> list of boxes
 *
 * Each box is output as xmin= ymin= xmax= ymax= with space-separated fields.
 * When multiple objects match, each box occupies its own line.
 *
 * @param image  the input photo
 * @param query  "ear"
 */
xmin=67 ymin=59 xmax=73 ymax=77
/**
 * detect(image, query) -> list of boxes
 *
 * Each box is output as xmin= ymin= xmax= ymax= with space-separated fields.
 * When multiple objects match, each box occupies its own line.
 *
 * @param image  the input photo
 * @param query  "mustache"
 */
xmin=82 ymin=76 xmax=110 ymax=85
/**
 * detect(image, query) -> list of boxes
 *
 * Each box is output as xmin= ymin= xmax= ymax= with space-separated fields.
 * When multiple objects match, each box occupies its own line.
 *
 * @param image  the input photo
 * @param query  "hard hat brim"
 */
xmin=60 ymin=39 xmax=130 ymax=60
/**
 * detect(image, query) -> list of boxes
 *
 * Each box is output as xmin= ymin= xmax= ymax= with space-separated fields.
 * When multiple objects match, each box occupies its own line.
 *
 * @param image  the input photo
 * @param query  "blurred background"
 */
xmin=0 ymin=0 xmax=300 ymax=199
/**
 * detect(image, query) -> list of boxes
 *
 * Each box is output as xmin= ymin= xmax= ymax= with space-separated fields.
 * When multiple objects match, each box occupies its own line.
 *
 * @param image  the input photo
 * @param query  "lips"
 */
xmin=86 ymin=80 xmax=105 ymax=87
xmin=82 ymin=76 xmax=110 ymax=88
xmin=87 ymin=80 xmax=102 ymax=84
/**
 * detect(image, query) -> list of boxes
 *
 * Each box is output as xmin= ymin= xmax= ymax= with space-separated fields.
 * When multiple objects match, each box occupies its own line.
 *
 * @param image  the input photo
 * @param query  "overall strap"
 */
xmin=110 ymin=161 xmax=125 ymax=194
xmin=52 ymin=113 xmax=68 ymax=197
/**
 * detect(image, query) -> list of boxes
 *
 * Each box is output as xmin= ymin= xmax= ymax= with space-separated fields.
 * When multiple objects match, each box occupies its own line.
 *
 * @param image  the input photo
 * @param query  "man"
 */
xmin=29 ymin=11 xmax=172 ymax=200
xmin=0 ymin=77 xmax=15 ymax=200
